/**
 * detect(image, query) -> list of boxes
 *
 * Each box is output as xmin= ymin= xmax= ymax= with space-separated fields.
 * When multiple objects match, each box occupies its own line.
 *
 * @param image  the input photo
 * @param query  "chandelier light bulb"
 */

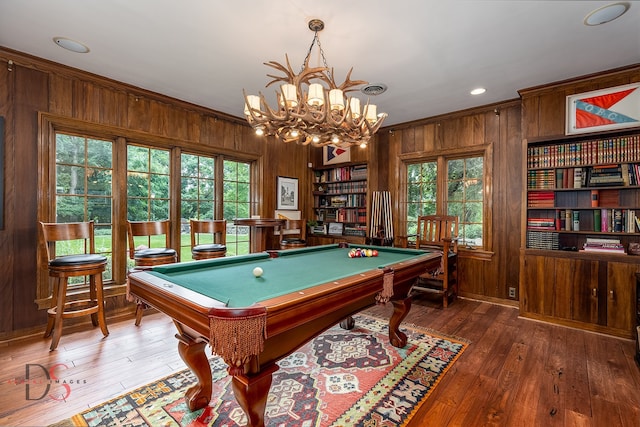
xmin=255 ymin=126 xmax=265 ymax=136
xmin=349 ymin=98 xmax=361 ymax=119
xmin=312 ymin=135 xmax=320 ymax=143
xmin=290 ymin=129 xmax=299 ymax=138
xmin=331 ymin=134 xmax=340 ymax=144
xmin=280 ymin=84 xmax=298 ymax=108
xmin=329 ymin=89 xmax=344 ymax=111
xmin=307 ymin=83 xmax=325 ymax=107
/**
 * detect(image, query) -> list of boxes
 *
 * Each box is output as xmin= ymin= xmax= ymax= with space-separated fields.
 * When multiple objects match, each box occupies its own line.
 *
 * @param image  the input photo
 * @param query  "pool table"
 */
xmin=127 ymin=243 xmax=441 ymax=427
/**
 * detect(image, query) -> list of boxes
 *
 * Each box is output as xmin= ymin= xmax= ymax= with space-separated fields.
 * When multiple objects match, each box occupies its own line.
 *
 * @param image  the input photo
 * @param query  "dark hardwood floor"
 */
xmin=1 ymin=295 xmax=639 ymax=426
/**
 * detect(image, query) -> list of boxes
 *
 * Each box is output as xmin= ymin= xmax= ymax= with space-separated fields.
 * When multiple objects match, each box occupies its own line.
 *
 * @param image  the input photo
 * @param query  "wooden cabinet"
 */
xmin=520 ymin=252 xmax=636 ymax=338
xmin=521 ymin=129 xmax=640 ymax=338
xmin=310 ymin=164 xmax=368 ymax=241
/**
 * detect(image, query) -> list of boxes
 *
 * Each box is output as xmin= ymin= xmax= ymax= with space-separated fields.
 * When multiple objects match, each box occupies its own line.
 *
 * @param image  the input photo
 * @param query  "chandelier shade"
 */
xmin=243 ymin=19 xmax=387 ymax=148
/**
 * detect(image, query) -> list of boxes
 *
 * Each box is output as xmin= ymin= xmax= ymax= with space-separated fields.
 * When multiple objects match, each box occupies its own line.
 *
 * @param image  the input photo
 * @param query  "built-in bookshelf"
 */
xmin=526 ymin=130 xmax=640 ymax=254
xmin=312 ymin=164 xmax=368 ymax=238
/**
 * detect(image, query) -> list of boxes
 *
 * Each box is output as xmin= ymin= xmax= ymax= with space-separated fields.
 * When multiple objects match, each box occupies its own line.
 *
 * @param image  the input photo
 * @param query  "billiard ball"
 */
xmin=253 ymin=266 xmax=263 ymax=277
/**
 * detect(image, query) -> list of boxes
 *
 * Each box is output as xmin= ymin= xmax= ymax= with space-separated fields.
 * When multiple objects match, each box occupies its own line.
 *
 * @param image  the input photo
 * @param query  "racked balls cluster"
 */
xmin=348 ymin=248 xmax=379 ymax=258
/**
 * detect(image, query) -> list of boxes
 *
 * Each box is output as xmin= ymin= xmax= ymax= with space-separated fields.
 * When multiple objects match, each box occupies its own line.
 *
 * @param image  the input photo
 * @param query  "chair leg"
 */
xmin=44 ymin=277 xmax=57 ymax=338
xmin=89 ymin=274 xmax=99 ymax=327
xmin=49 ymin=278 xmax=68 ymax=351
xmin=95 ymin=274 xmax=109 ymax=337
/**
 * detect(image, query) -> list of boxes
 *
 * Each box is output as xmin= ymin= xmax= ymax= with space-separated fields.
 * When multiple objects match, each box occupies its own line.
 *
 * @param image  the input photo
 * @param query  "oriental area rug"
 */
xmin=52 ymin=314 xmax=468 ymax=427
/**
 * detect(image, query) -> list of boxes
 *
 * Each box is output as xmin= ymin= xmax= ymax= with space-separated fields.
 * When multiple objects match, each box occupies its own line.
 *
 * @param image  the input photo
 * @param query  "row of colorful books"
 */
xmin=527 ymin=163 xmax=640 ymax=189
xmin=527 ymin=209 xmax=640 ymax=233
xmin=527 ymin=135 xmax=640 ymax=168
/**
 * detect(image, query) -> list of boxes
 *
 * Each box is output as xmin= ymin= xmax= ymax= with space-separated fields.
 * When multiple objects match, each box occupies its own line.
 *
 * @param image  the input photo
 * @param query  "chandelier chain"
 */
xmin=301 ymin=32 xmax=333 ymax=83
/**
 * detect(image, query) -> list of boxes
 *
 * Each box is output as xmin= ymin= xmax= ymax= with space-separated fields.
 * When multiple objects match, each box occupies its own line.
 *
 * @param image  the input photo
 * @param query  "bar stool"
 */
xmin=279 ymin=219 xmax=307 ymax=250
xmin=190 ymin=219 xmax=227 ymax=260
xmin=127 ymin=220 xmax=177 ymax=325
xmin=39 ymin=221 xmax=109 ymax=351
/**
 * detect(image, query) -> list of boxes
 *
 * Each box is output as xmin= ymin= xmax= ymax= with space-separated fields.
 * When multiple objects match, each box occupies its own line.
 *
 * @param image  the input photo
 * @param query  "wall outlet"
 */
xmin=508 ymin=287 xmax=516 ymax=298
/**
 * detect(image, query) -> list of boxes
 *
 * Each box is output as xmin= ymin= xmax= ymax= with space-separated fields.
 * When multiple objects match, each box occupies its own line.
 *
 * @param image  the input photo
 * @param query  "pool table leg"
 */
xmin=231 ymin=364 xmax=279 ymax=427
xmin=389 ymin=296 xmax=412 ymax=347
xmin=176 ymin=334 xmax=212 ymax=411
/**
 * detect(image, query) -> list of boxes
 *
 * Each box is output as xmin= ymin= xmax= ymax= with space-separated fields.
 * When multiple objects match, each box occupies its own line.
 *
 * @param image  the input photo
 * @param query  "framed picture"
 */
xmin=328 ymin=222 xmax=344 ymax=236
xmin=566 ymin=83 xmax=640 ymax=135
xmin=276 ymin=176 xmax=298 ymax=210
xmin=323 ymin=145 xmax=351 ymax=165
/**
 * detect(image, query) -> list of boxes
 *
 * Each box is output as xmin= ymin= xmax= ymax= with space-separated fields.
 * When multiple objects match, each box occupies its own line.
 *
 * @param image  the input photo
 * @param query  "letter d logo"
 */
xmin=25 ymin=364 xmax=50 ymax=401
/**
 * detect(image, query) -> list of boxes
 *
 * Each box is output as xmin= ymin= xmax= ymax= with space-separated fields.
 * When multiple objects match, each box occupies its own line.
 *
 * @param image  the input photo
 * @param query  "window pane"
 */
xmin=87 ymin=139 xmax=112 ymax=168
xmin=87 ymin=169 xmax=112 ymax=196
xmin=56 ymin=134 xmax=85 ymax=165
xmin=56 ymin=165 xmax=86 ymax=195
xmin=127 ymin=146 xmax=149 ymax=172
xmin=127 ymin=172 xmax=149 ymax=198
xmin=88 ymin=197 xmax=112 ymax=223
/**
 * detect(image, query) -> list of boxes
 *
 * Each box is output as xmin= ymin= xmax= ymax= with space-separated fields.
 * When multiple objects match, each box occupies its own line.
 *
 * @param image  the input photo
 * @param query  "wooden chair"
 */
xmin=190 ymin=219 xmax=227 ymax=259
xmin=127 ymin=220 xmax=177 ymax=325
xmin=39 ymin=221 xmax=109 ymax=351
xmin=403 ymin=215 xmax=459 ymax=307
xmin=279 ymin=219 xmax=307 ymax=250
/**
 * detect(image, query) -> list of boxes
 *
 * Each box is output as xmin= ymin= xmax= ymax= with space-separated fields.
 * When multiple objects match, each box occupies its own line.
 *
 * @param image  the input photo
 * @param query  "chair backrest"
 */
xmin=127 ymin=220 xmax=171 ymax=259
xmin=415 ymin=215 xmax=459 ymax=253
xmin=190 ymin=219 xmax=226 ymax=248
xmin=279 ymin=219 xmax=306 ymax=243
xmin=40 ymin=221 xmax=96 ymax=262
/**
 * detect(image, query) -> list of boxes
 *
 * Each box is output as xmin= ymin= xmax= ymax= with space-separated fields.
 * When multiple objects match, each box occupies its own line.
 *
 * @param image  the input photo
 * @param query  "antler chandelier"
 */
xmin=243 ymin=19 xmax=387 ymax=148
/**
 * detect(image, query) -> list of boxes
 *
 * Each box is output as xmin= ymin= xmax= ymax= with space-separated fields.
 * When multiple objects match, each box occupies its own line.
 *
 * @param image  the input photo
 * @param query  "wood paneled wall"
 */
xmin=0 ymin=48 xmax=311 ymax=339
xmin=376 ymin=101 xmax=523 ymax=303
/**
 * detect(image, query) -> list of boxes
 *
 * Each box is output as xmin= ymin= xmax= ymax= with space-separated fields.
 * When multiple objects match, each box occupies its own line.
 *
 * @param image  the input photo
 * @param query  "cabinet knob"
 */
xmin=609 ymin=289 xmax=614 ymax=299
xmin=592 ymin=288 xmax=597 ymax=297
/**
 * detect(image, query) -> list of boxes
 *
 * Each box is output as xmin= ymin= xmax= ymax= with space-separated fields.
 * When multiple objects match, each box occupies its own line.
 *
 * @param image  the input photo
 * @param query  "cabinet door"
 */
xmin=607 ymin=261 xmax=637 ymax=332
xmin=569 ymin=258 xmax=601 ymax=325
xmin=521 ymin=254 xmax=555 ymax=316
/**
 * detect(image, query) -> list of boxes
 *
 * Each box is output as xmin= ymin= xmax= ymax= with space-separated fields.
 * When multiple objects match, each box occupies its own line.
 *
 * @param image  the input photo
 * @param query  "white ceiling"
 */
xmin=0 ymin=1 xmax=638 ymax=127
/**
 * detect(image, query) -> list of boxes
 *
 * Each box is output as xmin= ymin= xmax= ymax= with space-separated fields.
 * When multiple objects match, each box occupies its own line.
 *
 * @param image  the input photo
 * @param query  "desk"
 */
xmin=127 ymin=243 xmax=441 ymax=427
xmin=234 ymin=218 xmax=285 ymax=252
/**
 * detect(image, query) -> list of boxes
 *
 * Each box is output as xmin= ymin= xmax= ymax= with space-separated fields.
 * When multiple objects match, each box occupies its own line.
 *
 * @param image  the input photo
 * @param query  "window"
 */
xmin=447 ymin=157 xmax=484 ymax=246
xmin=126 ymin=145 xmax=171 ymax=221
xmin=406 ymin=161 xmax=437 ymax=235
xmin=405 ymin=154 xmax=485 ymax=248
xmin=223 ymin=160 xmax=251 ymax=256
xmin=39 ymin=116 xmax=258 ymax=307
xmin=55 ymin=132 xmax=114 ymax=283
xmin=180 ymin=153 xmax=217 ymax=260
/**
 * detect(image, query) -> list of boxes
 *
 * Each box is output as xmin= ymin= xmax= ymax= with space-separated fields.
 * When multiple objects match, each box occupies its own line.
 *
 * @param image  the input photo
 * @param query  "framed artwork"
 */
xmin=328 ymin=222 xmax=344 ymax=235
xmin=276 ymin=176 xmax=298 ymax=210
xmin=323 ymin=145 xmax=351 ymax=165
xmin=566 ymin=83 xmax=640 ymax=135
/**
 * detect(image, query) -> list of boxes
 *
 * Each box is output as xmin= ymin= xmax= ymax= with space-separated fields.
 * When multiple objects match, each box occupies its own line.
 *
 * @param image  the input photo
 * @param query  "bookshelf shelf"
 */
xmin=525 ymin=129 xmax=640 ymax=254
xmin=311 ymin=164 xmax=368 ymax=239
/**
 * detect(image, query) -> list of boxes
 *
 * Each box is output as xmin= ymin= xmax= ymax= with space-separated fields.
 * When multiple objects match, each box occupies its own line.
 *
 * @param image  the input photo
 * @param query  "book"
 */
xmin=594 ymin=209 xmax=601 ymax=232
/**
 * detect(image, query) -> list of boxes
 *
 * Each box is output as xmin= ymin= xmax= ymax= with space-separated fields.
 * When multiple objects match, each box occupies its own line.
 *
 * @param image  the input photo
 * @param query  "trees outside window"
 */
xmin=405 ymin=155 xmax=485 ymax=248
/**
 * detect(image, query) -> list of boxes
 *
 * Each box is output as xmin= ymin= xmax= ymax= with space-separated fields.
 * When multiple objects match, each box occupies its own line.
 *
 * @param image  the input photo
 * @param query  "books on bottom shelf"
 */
xmin=581 ymin=237 xmax=626 ymax=254
xmin=526 ymin=231 xmax=559 ymax=250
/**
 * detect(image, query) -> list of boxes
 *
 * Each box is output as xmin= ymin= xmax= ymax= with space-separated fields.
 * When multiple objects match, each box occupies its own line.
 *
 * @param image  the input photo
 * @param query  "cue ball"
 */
xmin=253 ymin=267 xmax=263 ymax=277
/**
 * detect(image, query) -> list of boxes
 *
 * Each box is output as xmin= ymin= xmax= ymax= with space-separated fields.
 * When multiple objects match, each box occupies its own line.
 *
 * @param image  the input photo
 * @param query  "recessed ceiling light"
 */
xmin=470 ymin=87 xmax=486 ymax=95
xmin=53 ymin=37 xmax=90 ymax=53
xmin=584 ymin=2 xmax=630 ymax=26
